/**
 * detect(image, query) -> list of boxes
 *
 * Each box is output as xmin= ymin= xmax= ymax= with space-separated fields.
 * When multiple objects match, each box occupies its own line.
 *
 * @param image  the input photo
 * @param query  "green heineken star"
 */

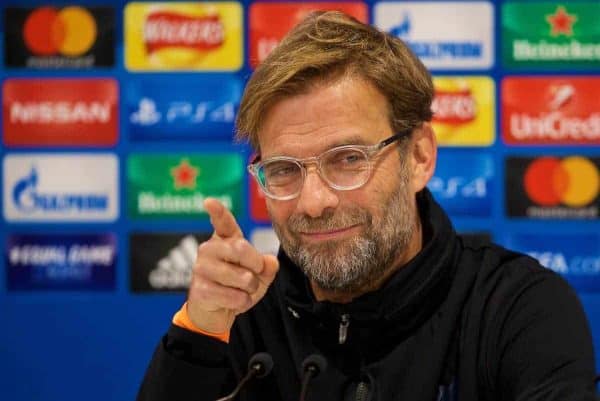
xmin=502 ymin=2 xmax=600 ymax=69
xmin=127 ymin=154 xmax=243 ymax=219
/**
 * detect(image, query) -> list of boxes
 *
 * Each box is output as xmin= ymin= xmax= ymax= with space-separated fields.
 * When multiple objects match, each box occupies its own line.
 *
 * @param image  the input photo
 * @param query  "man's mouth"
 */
xmin=299 ymin=224 xmax=361 ymax=242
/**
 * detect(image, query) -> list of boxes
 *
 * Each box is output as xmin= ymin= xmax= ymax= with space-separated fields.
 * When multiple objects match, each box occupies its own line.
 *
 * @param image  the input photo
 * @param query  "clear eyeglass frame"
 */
xmin=247 ymin=130 xmax=411 ymax=201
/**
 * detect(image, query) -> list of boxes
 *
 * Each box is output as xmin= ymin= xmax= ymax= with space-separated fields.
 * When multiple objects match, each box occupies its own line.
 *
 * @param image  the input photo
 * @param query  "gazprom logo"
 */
xmin=388 ymin=12 xmax=411 ymax=37
xmin=390 ymin=13 xmax=483 ymax=60
xmin=3 ymin=154 xmax=118 ymax=222
xmin=13 ymin=167 xmax=108 ymax=213
xmin=374 ymin=2 xmax=493 ymax=69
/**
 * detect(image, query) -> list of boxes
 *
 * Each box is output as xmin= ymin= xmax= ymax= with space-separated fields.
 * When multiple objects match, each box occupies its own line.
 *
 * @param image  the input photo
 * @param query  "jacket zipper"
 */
xmin=338 ymin=314 xmax=350 ymax=344
xmin=355 ymin=381 xmax=369 ymax=401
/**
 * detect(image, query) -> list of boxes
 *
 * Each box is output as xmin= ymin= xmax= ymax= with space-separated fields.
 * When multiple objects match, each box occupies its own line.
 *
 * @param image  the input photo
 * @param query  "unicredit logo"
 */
xmin=510 ymin=111 xmax=600 ymax=141
xmin=524 ymin=156 xmax=599 ymax=207
xmin=144 ymin=11 xmax=224 ymax=53
xmin=502 ymin=77 xmax=600 ymax=145
xmin=509 ymin=83 xmax=600 ymax=141
xmin=23 ymin=6 xmax=97 ymax=56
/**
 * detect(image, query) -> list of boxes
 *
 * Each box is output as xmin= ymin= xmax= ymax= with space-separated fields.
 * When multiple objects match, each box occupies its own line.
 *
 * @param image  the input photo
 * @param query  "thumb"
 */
xmin=248 ymin=254 xmax=280 ymax=308
xmin=260 ymin=254 xmax=279 ymax=283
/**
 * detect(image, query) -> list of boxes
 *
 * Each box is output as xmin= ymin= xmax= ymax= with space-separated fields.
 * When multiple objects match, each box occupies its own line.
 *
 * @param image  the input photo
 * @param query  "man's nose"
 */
xmin=294 ymin=166 xmax=339 ymax=218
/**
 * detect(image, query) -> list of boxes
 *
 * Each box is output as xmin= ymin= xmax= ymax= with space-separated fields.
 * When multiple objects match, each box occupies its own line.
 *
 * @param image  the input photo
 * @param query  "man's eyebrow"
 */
xmin=259 ymin=135 xmax=373 ymax=160
xmin=326 ymin=135 xmax=371 ymax=148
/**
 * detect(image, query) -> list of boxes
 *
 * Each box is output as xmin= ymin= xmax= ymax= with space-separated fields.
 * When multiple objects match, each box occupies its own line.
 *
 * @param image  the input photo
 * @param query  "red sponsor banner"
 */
xmin=144 ymin=11 xmax=224 ymax=54
xmin=3 ymin=78 xmax=118 ymax=147
xmin=502 ymin=77 xmax=600 ymax=145
xmin=432 ymin=88 xmax=476 ymax=124
xmin=249 ymin=2 xmax=368 ymax=68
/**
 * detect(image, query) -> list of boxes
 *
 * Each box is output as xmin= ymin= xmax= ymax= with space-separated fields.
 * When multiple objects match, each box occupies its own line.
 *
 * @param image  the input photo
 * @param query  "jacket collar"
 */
xmin=275 ymin=188 xmax=459 ymax=337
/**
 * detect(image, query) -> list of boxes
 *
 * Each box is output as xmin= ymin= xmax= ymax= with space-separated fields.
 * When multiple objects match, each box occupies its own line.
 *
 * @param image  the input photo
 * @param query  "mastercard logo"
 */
xmin=23 ymin=6 xmax=97 ymax=56
xmin=524 ymin=156 xmax=599 ymax=207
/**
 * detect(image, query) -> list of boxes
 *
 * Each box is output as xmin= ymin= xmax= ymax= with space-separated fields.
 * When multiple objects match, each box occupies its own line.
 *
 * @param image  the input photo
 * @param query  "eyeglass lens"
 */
xmin=259 ymin=147 xmax=371 ymax=198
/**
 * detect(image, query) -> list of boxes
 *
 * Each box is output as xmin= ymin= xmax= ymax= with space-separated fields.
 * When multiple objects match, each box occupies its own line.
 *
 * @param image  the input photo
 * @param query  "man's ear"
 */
xmin=409 ymin=122 xmax=437 ymax=193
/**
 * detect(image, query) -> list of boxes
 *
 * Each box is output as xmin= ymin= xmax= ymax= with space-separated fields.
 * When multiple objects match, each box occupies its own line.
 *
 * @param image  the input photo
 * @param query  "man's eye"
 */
xmin=266 ymin=164 xmax=297 ymax=178
xmin=342 ymin=154 xmax=362 ymax=163
xmin=331 ymin=152 xmax=363 ymax=165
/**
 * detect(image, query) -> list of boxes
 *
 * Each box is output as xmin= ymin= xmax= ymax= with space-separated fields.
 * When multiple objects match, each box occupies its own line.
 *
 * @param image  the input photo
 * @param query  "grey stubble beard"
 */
xmin=273 ymin=165 xmax=416 ymax=294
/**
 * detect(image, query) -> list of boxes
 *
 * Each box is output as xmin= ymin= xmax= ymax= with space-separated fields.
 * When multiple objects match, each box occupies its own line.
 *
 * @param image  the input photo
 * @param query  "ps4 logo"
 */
xmin=130 ymin=97 xmax=236 ymax=126
xmin=428 ymin=176 xmax=487 ymax=199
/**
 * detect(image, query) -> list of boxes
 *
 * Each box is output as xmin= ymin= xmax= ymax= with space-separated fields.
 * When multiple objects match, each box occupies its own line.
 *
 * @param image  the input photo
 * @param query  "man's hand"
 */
xmin=186 ymin=198 xmax=279 ymax=334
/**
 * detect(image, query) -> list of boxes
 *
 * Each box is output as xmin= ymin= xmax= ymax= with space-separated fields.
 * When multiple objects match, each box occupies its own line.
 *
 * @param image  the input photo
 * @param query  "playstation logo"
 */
xmin=130 ymin=97 xmax=161 ymax=126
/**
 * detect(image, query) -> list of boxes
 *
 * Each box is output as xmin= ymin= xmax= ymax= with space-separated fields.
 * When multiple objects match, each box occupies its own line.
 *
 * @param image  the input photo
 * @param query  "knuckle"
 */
xmin=200 ymin=238 xmax=220 ymax=253
xmin=217 ymin=239 xmax=233 ymax=254
xmin=197 ymin=241 xmax=210 ymax=252
xmin=192 ymin=258 xmax=212 ymax=277
xmin=233 ymin=291 xmax=251 ymax=310
xmin=188 ymin=281 xmax=210 ymax=303
xmin=234 ymin=238 xmax=249 ymax=252
xmin=194 ymin=280 xmax=211 ymax=295
xmin=240 ymin=271 xmax=256 ymax=290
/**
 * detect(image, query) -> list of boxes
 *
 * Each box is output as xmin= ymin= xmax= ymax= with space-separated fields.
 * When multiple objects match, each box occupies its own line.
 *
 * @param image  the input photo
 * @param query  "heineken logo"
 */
xmin=171 ymin=159 xmax=199 ymax=190
xmin=502 ymin=2 xmax=600 ymax=68
xmin=127 ymin=153 xmax=242 ymax=219
xmin=546 ymin=6 xmax=577 ymax=37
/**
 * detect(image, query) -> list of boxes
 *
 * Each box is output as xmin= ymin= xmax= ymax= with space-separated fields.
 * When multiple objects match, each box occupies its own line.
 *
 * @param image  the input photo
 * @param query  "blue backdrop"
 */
xmin=0 ymin=0 xmax=598 ymax=400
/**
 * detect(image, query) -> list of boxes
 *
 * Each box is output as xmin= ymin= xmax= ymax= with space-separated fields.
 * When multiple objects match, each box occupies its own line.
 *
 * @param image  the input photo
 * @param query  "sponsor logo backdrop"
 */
xmin=129 ymin=232 xmax=211 ymax=292
xmin=4 ymin=6 xmax=115 ymax=68
xmin=6 ymin=233 xmax=117 ymax=290
xmin=0 ymin=1 xmax=599 ymax=401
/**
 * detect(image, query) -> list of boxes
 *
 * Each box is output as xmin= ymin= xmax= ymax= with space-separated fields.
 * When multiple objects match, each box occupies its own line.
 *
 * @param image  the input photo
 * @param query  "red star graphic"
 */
xmin=546 ymin=6 xmax=577 ymax=37
xmin=170 ymin=159 xmax=199 ymax=190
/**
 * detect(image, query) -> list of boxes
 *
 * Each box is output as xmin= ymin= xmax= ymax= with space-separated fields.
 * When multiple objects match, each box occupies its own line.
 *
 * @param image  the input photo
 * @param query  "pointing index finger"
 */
xmin=204 ymin=198 xmax=243 ymax=239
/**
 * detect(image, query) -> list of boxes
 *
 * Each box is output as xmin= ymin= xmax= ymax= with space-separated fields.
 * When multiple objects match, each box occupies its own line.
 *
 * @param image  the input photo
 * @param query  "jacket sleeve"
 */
xmin=491 ymin=271 xmax=597 ymax=401
xmin=136 ymin=324 xmax=235 ymax=401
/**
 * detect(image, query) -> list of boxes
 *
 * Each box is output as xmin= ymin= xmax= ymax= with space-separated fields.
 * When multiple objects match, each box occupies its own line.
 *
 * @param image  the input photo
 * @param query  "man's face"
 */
xmin=257 ymin=77 xmax=419 ymax=295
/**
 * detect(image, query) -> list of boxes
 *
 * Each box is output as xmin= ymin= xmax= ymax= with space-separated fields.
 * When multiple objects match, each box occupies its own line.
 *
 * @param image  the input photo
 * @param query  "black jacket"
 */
xmin=137 ymin=190 xmax=597 ymax=401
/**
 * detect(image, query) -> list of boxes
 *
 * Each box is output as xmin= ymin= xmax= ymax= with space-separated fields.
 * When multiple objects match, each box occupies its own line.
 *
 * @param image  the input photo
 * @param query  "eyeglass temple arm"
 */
xmin=378 ymin=129 xmax=412 ymax=149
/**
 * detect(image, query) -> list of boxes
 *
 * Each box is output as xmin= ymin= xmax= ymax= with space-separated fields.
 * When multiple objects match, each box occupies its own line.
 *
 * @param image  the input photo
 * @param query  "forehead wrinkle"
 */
xmin=259 ymin=77 xmax=392 ymax=159
xmin=264 ymin=132 xmax=372 ymax=160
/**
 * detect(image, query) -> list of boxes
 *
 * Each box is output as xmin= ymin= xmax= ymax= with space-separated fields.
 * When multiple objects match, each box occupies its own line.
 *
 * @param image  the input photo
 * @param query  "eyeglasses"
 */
xmin=248 ymin=131 xmax=411 ymax=200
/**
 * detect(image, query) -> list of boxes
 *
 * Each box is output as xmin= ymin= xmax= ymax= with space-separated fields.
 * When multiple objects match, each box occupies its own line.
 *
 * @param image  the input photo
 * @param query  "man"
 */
xmin=137 ymin=11 xmax=597 ymax=401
